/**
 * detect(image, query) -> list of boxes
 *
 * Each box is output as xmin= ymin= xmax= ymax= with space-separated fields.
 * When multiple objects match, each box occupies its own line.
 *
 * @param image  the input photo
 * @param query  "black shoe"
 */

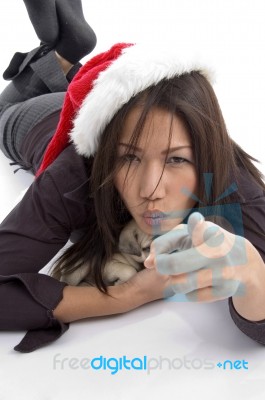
xmin=3 ymin=45 xmax=53 ymax=81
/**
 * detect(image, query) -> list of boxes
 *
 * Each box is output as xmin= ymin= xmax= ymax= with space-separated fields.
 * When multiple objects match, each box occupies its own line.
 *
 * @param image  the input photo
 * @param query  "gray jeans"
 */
xmin=0 ymin=48 xmax=69 ymax=164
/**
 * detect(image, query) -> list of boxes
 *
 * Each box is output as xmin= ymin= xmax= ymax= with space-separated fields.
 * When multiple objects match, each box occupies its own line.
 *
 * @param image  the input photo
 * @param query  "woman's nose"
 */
xmin=139 ymin=163 xmax=166 ymax=200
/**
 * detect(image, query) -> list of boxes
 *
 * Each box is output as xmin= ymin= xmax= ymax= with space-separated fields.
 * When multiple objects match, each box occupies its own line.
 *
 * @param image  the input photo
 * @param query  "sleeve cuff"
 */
xmin=0 ymin=273 xmax=70 ymax=352
xmin=14 ymin=310 xmax=69 ymax=353
xmin=228 ymin=297 xmax=265 ymax=345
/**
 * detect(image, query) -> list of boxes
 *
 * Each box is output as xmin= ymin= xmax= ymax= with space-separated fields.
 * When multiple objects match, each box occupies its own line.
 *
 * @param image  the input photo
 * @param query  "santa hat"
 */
xmin=36 ymin=42 xmax=215 ymax=177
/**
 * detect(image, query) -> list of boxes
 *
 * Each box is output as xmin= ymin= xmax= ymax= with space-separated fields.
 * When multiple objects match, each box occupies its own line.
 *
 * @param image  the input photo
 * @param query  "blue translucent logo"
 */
xmin=52 ymin=353 xmax=249 ymax=373
xmin=90 ymin=355 xmax=147 ymax=375
xmin=150 ymin=173 xmax=247 ymax=302
xmin=216 ymin=359 xmax=249 ymax=370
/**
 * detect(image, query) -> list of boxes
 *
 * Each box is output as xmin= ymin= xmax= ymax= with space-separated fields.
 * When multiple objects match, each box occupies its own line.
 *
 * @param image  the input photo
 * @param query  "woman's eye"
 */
xmin=167 ymin=157 xmax=188 ymax=164
xmin=120 ymin=154 xmax=139 ymax=163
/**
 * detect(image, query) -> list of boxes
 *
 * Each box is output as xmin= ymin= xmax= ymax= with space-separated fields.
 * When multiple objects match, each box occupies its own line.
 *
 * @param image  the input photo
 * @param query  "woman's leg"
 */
xmin=55 ymin=0 xmax=97 ymax=64
xmin=22 ymin=0 xmax=96 ymax=61
xmin=23 ymin=0 xmax=59 ymax=45
xmin=0 ymin=49 xmax=73 ymax=164
xmin=0 ymin=0 xmax=96 ymax=353
xmin=0 ymin=0 xmax=96 ymax=167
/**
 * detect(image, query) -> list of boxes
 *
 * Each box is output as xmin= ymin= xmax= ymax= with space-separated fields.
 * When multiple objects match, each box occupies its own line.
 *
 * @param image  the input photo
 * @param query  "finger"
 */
xmin=149 ymin=212 xmax=222 ymax=258
xmin=164 ymin=286 xmax=227 ymax=303
xmin=146 ymin=212 xmax=237 ymax=271
xmin=188 ymin=212 xmax=226 ymax=248
xmin=167 ymin=266 xmax=242 ymax=301
xmin=145 ymin=224 xmax=191 ymax=268
xmin=156 ymin=216 xmax=239 ymax=274
xmin=169 ymin=266 xmax=239 ymax=292
xmin=185 ymin=287 xmax=228 ymax=303
xmin=185 ymin=280 xmax=241 ymax=302
xmin=169 ymin=268 xmax=214 ymax=294
xmin=156 ymin=235 xmax=227 ymax=275
xmin=187 ymin=212 xmax=205 ymax=237
xmin=150 ymin=223 xmax=190 ymax=255
xmin=190 ymin=218 xmax=237 ymax=261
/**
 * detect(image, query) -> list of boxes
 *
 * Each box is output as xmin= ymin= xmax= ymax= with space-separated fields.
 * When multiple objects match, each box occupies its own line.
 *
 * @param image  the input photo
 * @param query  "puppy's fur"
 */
xmin=59 ymin=219 xmax=152 ymax=286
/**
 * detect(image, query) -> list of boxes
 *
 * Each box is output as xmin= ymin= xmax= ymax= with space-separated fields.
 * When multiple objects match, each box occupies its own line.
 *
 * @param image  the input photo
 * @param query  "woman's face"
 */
xmin=114 ymin=106 xmax=198 ymax=235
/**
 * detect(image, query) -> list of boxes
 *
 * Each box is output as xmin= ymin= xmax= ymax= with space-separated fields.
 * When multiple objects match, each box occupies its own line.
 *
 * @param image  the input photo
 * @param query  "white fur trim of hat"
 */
xmin=70 ymin=43 xmax=215 ymax=157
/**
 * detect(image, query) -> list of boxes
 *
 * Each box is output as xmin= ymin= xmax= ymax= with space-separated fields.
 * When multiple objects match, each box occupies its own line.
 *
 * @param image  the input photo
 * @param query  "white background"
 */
xmin=0 ymin=1 xmax=265 ymax=399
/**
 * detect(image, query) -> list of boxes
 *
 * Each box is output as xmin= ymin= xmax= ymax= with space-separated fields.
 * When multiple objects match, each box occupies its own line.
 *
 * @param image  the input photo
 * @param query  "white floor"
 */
xmin=1 ymin=1 xmax=265 ymax=399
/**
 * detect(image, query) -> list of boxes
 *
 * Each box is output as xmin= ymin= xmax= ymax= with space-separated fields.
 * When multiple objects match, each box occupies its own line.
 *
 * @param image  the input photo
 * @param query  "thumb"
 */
xmin=188 ymin=212 xmax=225 ymax=249
xmin=187 ymin=212 xmax=205 ymax=236
xmin=187 ymin=212 xmax=206 ymax=247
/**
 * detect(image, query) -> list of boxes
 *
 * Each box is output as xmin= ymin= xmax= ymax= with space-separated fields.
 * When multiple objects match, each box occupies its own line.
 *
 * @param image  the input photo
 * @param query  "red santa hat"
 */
xmin=36 ymin=42 xmax=215 ymax=177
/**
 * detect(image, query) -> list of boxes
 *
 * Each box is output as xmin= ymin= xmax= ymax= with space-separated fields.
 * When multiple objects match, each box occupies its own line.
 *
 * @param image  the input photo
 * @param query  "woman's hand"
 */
xmin=122 ymin=266 xmax=174 ymax=309
xmin=143 ymin=212 xmax=265 ymax=309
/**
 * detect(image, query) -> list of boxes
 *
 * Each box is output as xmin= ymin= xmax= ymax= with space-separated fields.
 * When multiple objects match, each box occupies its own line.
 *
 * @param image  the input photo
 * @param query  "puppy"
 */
xmin=59 ymin=219 xmax=152 ymax=286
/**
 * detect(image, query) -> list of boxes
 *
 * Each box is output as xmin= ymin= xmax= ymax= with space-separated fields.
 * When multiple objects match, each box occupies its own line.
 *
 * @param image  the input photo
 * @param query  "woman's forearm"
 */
xmin=52 ymin=267 xmax=173 ymax=323
xmin=52 ymin=283 xmax=143 ymax=323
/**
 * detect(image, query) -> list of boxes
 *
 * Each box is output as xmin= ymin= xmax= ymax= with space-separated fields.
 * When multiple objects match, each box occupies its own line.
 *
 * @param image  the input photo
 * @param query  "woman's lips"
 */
xmin=143 ymin=210 xmax=166 ymax=226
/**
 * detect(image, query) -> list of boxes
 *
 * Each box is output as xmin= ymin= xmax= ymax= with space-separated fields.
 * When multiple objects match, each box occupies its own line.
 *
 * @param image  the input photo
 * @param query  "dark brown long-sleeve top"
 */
xmin=0 ymin=112 xmax=265 ymax=352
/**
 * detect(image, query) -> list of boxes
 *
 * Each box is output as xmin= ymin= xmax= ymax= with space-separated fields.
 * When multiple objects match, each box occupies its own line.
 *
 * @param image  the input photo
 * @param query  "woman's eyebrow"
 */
xmin=118 ymin=143 xmax=192 ymax=154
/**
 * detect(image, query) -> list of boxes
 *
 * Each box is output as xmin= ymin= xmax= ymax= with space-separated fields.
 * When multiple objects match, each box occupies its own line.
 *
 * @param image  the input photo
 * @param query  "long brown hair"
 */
xmin=50 ymin=71 xmax=265 ymax=292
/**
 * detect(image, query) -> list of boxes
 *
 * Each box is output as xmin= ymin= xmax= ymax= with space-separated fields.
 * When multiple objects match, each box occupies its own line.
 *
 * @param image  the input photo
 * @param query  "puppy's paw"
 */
xmin=104 ymin=262 xmax=139 ymax=285
xmin=113 ymin=268 xmax=138 ymax=285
